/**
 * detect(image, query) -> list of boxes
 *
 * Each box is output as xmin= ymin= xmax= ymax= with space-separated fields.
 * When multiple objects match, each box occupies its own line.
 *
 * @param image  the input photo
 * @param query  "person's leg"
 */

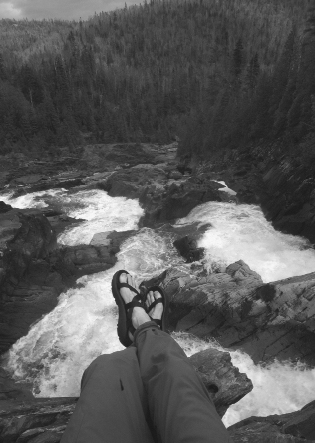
xmin=112 ymin=272 xmax=230 ymax=443
xmin=134 ymin=313 xmax=231 ymax=442
xmin=60 ymin=346 xmax=156 ymax=443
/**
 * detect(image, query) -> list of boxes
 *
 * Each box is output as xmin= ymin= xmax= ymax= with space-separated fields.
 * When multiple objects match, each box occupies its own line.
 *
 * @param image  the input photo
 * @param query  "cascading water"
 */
xmin=2 ymin=188 xmax=315 ymax=426
xmin=174 ymin=333 xmax=315 ymax=427
xmin=177 ymin=201 xmax=315 ymax=283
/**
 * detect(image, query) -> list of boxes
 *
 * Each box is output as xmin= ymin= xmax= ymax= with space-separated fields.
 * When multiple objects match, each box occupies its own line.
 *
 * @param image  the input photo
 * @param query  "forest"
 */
xmin=0 ymin=0 xmax=314 ymax=161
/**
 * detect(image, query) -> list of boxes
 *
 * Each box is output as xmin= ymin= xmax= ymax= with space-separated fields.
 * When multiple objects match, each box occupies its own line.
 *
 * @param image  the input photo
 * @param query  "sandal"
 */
xmin=112 ymin=270 xmax=144 ymax=347
xmin=145 ymin=285 xmax=168 ymax=332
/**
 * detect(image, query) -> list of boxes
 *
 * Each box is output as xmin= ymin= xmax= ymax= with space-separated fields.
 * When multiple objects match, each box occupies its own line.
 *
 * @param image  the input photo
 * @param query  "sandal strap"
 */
xmin=148 ymin=298 xmax=163 ymax=310
xmin=119 ymin=283 xmax=143 ymax=310
xmin=126 ymin=296 xmax=143 ymax=337
xmin=125 ymin=298 xmax=143 ymax=311
xmin=119 ymin=283 xmax=140 ymax=296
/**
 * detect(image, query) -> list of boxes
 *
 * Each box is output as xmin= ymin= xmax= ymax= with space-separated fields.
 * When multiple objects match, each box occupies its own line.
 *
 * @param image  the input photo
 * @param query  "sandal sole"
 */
xmin=112 ymin=269 xmax=133 ymax=347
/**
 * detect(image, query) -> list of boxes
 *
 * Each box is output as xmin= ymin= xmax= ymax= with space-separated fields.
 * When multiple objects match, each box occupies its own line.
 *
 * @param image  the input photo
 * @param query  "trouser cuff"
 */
xmin=134 ymin=321 xmax=160 ymax=344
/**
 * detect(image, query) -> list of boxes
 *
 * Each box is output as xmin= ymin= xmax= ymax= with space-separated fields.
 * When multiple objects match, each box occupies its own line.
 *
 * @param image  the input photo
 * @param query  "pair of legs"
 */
xmin=61 ymin=273 xmax=230 ymax=443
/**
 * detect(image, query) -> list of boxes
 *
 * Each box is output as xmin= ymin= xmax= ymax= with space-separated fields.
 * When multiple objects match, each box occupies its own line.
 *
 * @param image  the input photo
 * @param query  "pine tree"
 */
xmin=0 ymin=54 xmax=7 ymax=80
xmin=233 ymin=38 xmax=244 ymax=79
xmin=245 ymin=53 xmax=260 ymax=91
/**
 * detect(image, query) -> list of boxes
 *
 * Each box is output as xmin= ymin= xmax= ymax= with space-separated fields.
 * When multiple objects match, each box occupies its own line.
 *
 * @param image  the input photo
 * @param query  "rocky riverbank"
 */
xmin=1 ymin=141 xmax=315 ymax=442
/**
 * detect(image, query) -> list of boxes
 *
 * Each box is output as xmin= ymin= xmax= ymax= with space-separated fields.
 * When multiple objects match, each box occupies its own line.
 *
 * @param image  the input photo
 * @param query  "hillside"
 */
xmin=0 ymin=0 xmax=311 ymax=157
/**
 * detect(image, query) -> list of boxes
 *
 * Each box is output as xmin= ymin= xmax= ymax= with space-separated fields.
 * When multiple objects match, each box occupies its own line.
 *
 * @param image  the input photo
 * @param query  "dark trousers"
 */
xmin=61 ymin=321 xmax=231 ymax=443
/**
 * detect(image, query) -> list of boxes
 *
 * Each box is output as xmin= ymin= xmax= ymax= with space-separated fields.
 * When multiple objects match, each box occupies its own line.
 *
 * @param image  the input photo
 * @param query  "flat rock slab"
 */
xmin=0 ymin=397 xmax=77 ymax=443
xmin=14 ymin=175 xmax=44 ymax=185
xmin=229 ymin=400 xmax=315 ymax=442
xmin=89 ymin=231 xmax=112 ymax=246
xmin=146 ymin=261 xmax=315 ymax=364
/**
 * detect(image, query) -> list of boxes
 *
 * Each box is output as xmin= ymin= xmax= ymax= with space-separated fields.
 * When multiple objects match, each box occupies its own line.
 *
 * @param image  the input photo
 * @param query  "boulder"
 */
xmin=96 ymin=165 xmax=167 ymax=199
xmin=139 ymin=177 xmax=223 ymax=226
xmin=90 ymin=230 xmax=136 ymax=248
xmin=190 ymin=345 xmax=253 ymax=417
xmin=0 ymin=201 xmax=12 ymax=214
xmin=0 ymin=209 xmax=57 ymax=295
xmin=173 ymin=235 xmax=204 ymax=262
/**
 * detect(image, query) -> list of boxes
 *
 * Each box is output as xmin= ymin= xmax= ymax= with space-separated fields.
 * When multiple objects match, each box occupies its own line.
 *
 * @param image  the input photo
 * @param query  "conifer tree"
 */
xmin=233 ymin=38 xmax=244 ymax=80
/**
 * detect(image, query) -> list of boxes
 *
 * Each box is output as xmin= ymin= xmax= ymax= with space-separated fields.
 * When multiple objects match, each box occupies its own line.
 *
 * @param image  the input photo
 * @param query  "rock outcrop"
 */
xmin=258 ymin=157 xmax=315 ymax=243
xmin=189 ymin=345 xmax=252 ymax=417
xmin=229 ymin=400 xmax=315 ymax=442
xmin=0 ymin=210 xmax=135 ymax=354
xmin=143 ymin=261 xmax=315 ymax=365
xmin=139 ymin=175 xmax=223 ymax=226
xmin=0 ymin=209 xmax=57 ymax=296
xmin=0 ymin=201 xmax=12 ymax=213
xmin=201 ymin=144 xmax=315 ymax=245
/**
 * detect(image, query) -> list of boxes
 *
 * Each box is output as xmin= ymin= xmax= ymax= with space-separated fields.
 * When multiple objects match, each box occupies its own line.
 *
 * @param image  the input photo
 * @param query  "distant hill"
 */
xmin=0 ymin=0 xmax=311 ymax=158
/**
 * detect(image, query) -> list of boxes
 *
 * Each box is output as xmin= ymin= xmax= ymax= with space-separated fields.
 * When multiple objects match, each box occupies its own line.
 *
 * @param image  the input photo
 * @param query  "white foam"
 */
xmin=57 ymin=190 xmax=145 ymax=245
xmin=5 ymin=227 xmax=185 ymax=397
xmin=213 ymin=180 xmax=237 ymax=196
xmin=3 ymin=189 xmax=315 ymax=426
xmin=171 ymin=333 xmax=315 ymax=427
xmin=176 ymin=201 xmax=315 ymax=282
xmin=0 ymin=189 xmax=66 ymax=209
xmin=225 ymin=351 xmax=315 ymax=427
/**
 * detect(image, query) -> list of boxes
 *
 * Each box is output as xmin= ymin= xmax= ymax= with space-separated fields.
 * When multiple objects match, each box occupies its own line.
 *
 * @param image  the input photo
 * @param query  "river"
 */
xmin=1 ymin=187 xmax=315 ymax=427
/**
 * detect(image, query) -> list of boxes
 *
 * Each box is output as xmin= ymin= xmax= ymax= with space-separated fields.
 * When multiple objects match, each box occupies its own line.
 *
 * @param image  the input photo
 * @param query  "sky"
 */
xmin=0 ymin=0 xmax=142 ymax=21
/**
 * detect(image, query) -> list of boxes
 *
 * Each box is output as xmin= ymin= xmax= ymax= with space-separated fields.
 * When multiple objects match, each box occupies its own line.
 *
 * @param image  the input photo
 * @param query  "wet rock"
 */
xmin=173 ymin=235 xmax=204 ymax=263
xmin=45 ymin=214 xmax=85 ymax=237
xmin=90 ymin=231 xmax=112 ymax=246
xmin=97 ymin=165 xmax=167 ymax=199
xmin=7 ymin=171 xmax=85 ymax=197
xmin=0 ymin=398 xmax=76 ymax=443
xmin=0 ymin=368 xmax=34 ymax=402
xmin=54 ymin=243 xmax=118 ymax=280
xmin=190 ymin=345 xmax=253 ymax=417
xmin=140 ymin=177 xmax=222 ymax=226
xmin=90 ymin=230 xmax=136 ymax=248
xmin=0 ymin=210 xmax=57 ymax=295
xmin=0 ymin=201 xmax=12 ymax=213
xmin=228 ymin=400 xmax=315 ymax=442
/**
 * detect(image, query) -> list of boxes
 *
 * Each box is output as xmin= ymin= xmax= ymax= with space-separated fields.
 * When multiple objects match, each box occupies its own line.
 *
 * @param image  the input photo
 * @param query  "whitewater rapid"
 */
xmin=2 ymin=188 xmax=315 ymax=426
xmin=177 ymin=201 xmax=315 ymax=283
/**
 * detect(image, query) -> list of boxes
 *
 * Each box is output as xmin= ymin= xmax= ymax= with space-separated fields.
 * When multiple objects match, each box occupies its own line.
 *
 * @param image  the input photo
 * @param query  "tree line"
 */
xmin=0 ymin=0 xmax=311 ymax=158
xmin=178 ymin=0 xmax=315 ymax=164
